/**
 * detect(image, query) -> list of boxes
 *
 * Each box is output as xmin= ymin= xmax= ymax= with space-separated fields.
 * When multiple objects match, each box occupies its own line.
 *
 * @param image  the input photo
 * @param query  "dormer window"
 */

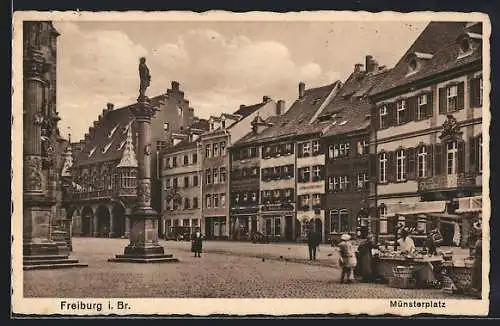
xmin=108 ymin=124 xmax=119 ymax=138
xmin=408 ymin=58 xmax=418 ymax=72
xmin=88 ymin=146 xmax=97 ymax=157
xmin=456 ymin=32 xmax=482 ymax=59
xmin=102 ymin=141 xmax=113 ymax=154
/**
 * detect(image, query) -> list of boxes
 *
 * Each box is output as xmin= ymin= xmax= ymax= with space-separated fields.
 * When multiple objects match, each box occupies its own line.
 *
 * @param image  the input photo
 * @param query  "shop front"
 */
xmin=205 ymin=216 xmax=227 ymax=240
xmin=296 ymin=210 xmax=325 ymax=242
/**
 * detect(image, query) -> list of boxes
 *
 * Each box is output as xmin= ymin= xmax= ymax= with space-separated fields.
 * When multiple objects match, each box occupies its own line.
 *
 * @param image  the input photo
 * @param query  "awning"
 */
xmin=455 ymin=196 xmax=482 ymax=213
xmin=386 ymin=200 xmax=447 ymax=217
xmin=425 ymin=212 xmax=462 ymax=222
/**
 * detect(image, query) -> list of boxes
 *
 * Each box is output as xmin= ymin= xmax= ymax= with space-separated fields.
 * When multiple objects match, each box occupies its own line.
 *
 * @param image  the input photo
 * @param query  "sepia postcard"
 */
xmin=11 ymin=10 xmax=491 ymax=316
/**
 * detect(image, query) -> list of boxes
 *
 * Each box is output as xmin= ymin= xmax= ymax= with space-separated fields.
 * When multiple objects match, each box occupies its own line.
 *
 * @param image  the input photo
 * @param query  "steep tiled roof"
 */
xmin=321 ymin=69 xmax=390 ymax=137
xmin=233 ymin=102 xmax=267 ymax=118
xmin=73 ymin=96 xmax=163 ymax=166
xmin=235 ymin=81 xmax=341 ymax=145
xmin=371 ymin=22 xmax=482 ymax=96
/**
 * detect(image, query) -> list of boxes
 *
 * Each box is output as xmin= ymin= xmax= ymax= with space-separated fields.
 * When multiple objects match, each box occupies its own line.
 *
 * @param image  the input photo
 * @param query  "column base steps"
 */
xmin=108 ymin=253 xmax=179 ymax=263
xmin=23 ymin=255 xmax=88 ymax=270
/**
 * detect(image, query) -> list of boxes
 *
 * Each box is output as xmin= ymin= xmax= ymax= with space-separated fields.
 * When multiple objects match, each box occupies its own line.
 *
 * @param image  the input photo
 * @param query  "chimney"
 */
xmin=299 ymin=82 xmax=306 ymax=99
xmin=276 ymin=100 xmax=285 ymax=115
xmin=354 ymin=63 xmax=364 ymax=73
xmin=262 ymin=95 xmax=271 ymax=103
xmin=107 ymin=102 xmax=114 ymax=111
xmin=171 ymin=81 xmax=180 ymax=91
xmin=365 ymin=55 xmax=379 ymax=73
xmin=84 ymin=134 xmax=89 ymax=141
xmin=240 ymin=104 xmax=246 ymax=110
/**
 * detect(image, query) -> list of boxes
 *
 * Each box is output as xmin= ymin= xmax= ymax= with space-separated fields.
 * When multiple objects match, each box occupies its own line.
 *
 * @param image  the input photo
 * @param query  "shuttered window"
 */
xmin=439 ymin=82 xmax=465 ymax=113
xmin=470 ymin=76 xmax=483 ymax=108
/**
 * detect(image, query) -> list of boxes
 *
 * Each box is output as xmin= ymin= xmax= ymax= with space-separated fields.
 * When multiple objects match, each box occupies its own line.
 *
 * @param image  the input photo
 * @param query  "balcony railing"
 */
xmin=70 ymin=187 xmax=137 ymax=201
xmin=418 ymin=173 xmax=479 ymax=192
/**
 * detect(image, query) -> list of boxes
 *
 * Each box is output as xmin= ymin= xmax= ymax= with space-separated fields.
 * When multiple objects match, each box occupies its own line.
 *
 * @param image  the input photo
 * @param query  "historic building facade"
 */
xmin=234 ymin=82 xmax=341 ymax=242
xmin=370 ymin=22 xmax=483 ymax=246
xmin=160 ymin=119 xmax=209 ymax=238
xmin=201 ymin=97 xmax=279 ymax=239
xmin=69 ymin=82 xmax=198 ymax=238
xmin=319 ymin=56 xmax=390 ymax=240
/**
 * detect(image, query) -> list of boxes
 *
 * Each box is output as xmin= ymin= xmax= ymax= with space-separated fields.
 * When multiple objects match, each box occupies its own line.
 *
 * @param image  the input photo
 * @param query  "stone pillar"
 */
xmin=22 ymin=29 xmax=85 ymax=269
xmin=109 ymin=96 xmax=178 ymax=263
xmin=125 ymin=216 xmax=131 ymax=238
xmin=92 ymin=214 xmax=98 ymax=237
xmin=109 ymin=207 xmax=114 ymax=238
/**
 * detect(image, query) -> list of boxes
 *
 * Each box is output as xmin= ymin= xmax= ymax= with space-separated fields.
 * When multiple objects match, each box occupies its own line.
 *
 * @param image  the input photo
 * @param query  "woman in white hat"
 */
xmin=338 ymin=233 xmax=357 ymax=284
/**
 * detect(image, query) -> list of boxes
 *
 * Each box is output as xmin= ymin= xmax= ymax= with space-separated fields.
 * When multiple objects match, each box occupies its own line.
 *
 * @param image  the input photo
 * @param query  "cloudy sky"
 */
xmin=53 ymin=20 xmax=428 ymax=141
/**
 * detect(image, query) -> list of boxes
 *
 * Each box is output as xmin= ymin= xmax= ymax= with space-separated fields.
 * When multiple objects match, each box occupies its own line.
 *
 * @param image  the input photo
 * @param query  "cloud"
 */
xmin=55 ymin=24 xmax=340 ymax=140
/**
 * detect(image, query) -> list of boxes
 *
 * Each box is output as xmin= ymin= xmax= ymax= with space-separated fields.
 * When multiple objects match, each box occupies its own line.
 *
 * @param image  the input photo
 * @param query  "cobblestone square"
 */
xmin=23 ymin=238 xmax=469 ymax=299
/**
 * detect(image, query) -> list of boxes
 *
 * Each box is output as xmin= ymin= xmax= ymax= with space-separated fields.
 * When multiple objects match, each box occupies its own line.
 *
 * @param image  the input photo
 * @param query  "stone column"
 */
xmin=23 ymin=47 xmax=60 ymax=257
xmin=109 ymin=96 xmax=178 ymax=263
xmin=22 ymin=31 xmax=85 ymax=269
xmin=92 ymin=214 xmax=98 ymax=237
xmin=125 ymin=216 xmax=131 ymax=238
xmin=109 ymin=207 xmax=114 ymax=238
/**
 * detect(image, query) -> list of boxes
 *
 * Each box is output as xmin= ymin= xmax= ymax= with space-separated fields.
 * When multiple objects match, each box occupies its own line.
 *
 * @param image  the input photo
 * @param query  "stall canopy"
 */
xmin=386 ymin=201 xmax=447 ymax=217
xmin=455 ymin=196 xmax=482 ymax=214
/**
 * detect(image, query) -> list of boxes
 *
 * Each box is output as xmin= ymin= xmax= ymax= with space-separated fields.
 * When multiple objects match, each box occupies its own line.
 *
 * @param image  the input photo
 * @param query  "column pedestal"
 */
xmin=23 ymin=196 xmax=87 ymax=270
xmin=109 ymin=97 xmax=178 ymax=264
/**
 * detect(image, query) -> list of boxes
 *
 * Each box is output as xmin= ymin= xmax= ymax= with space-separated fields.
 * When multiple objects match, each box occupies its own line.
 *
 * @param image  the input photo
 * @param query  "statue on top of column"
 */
xmin=138 ymin=57 xmax=151 ymax=99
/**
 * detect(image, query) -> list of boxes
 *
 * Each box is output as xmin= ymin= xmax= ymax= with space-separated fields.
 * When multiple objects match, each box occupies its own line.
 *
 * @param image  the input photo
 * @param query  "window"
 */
xmin=447 ymin=85 xmax=458 ymax=112
xmin=251 ymin=147 xmax=257 ymax=158
xmin=396 ymin=149 xmax=406 ymax=181
xmin=251 ymin=192 xmax=257 ymax=202
xmin=220 ymin=194 xmax=226 ymax=207
xmin=312 ymin=140 xmax=320 ymax=154
xmin=205 ymin=144 xmax=211 ymax=158
xmin=274 ymin=219 xmax=281 ymax=236
xmin=165 ymin=157 xmax=171 ymax=169
xmin=165 ymin=178 xmax=171 ymax=189
xmin=192 ymin=153 xmax=198 ymax=164
xmin=417 ymin=94 xmax=428 ymax=120
xmin=340 ymin=176 xmax=350 ymax=191
xmin=301 ymin=167 xmax=311 ymax=182
xmin=220 ymin=167 xmax=227 ymax=183
xmin=478 ymin=135 xmax=483 ymax=173
xmin=172 ymin=177 xmax=178 ymax=188
xmin=221 ymin=120 xmax=226 ymax=129
xmin=184 ymin=198 xmax=190 ymax=210
xmin=205 ymin=169 xmax=212 ymax=184
xmin=184 ymin=176 xmax=189 ymax=188
xmin=285 ymin=143 xmax=293 ymax=154
xmin=357 ymin=173 xmax=368 ymax=189
xmin=193 ymin=197 xmax=199 ymax=209
xmin=172 ymin=156 xmax=177 ymax=168
xmin=301 ymin=194 xmax=310 ymax=208
xmin=357 ymin=140 xmax=369 ymax=155
xmin=213 ymin=143 xmax=219 ymax=157
xmin=312 ymin=165 xmax=321 ymax=180
xmin=379 ymin=105 xmax=388 ymax=129
xmin=212 ymin=168 xmax=219 ymax=184
xmin=379 ymin=205 xmax=388 ymax=234
xmin=220 ymin=142 xmax=226 ymax=156
xmin=213 ymin=194 xmax=219 ymax=208
xmin=264 ymin=146 xmax=272 ymax=158
xmin=470 ymin=76 xmax=483 ymax=108
xmin=183 ymin=155 xmax=189 ymax=166
xmin=379 ymin=152 xmax=387 ymax=183
xmin=417 ymin=146 xmax=427 ymax=178
xmin=173 ymin=197 xmax=179 ymax=210
xmin=193 ymin=175 xmax=198 ymax=186
xmin=205 ymin=194 xmax=211 ymax=208
xmin=284 ymin=189 xmax=292 ymax=199
xmin=447 ymin=141 xmax=458 ymax=175
xmin=340 ymin=143 xmax=350 ymax=157
xmin=302 ymin=142 xmax=311 ymax=156
xmin=330 ymin=209 xmax=349 ymax=233
xmin=313 ymin=194 xmax=321 ymax=207
xmin=396 ymin=100 xmax=407 ymax=125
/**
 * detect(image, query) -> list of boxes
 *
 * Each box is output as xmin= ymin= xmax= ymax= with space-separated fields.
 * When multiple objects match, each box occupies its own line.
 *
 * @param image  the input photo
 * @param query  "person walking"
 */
xmin=471 ymin=220 xmax=482 ymax=297
xmin=191 ymin=228 xmax=203 ymax=258
xmin=356 ymin=234 xmax=377 ymax=282
xmin=307 ymin=228 xmax=320 ymax=261
xmin=338 ymin=233 xmax=357 ymax=284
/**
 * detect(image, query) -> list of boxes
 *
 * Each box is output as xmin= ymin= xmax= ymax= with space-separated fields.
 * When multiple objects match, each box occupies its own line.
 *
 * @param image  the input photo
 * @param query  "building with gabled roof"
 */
xmin=69 ymin=81 xmax=200 ymax=238
xmin=200 ymin=96 xmax=280 ymax=240
xmin=369 ymin=21 xmax=484 ymax=246
xmin=231 ymin=81 xmax=341 ymax=242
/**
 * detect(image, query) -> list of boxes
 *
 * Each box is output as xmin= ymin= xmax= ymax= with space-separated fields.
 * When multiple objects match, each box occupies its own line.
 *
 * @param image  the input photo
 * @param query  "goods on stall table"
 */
xmin=393 ymin=265 xmax=414 ymax=279
xmin=388 ymin=276 xmax=417 ymax=289
xmin=448 ymin=266 xmax=473 ymax=294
